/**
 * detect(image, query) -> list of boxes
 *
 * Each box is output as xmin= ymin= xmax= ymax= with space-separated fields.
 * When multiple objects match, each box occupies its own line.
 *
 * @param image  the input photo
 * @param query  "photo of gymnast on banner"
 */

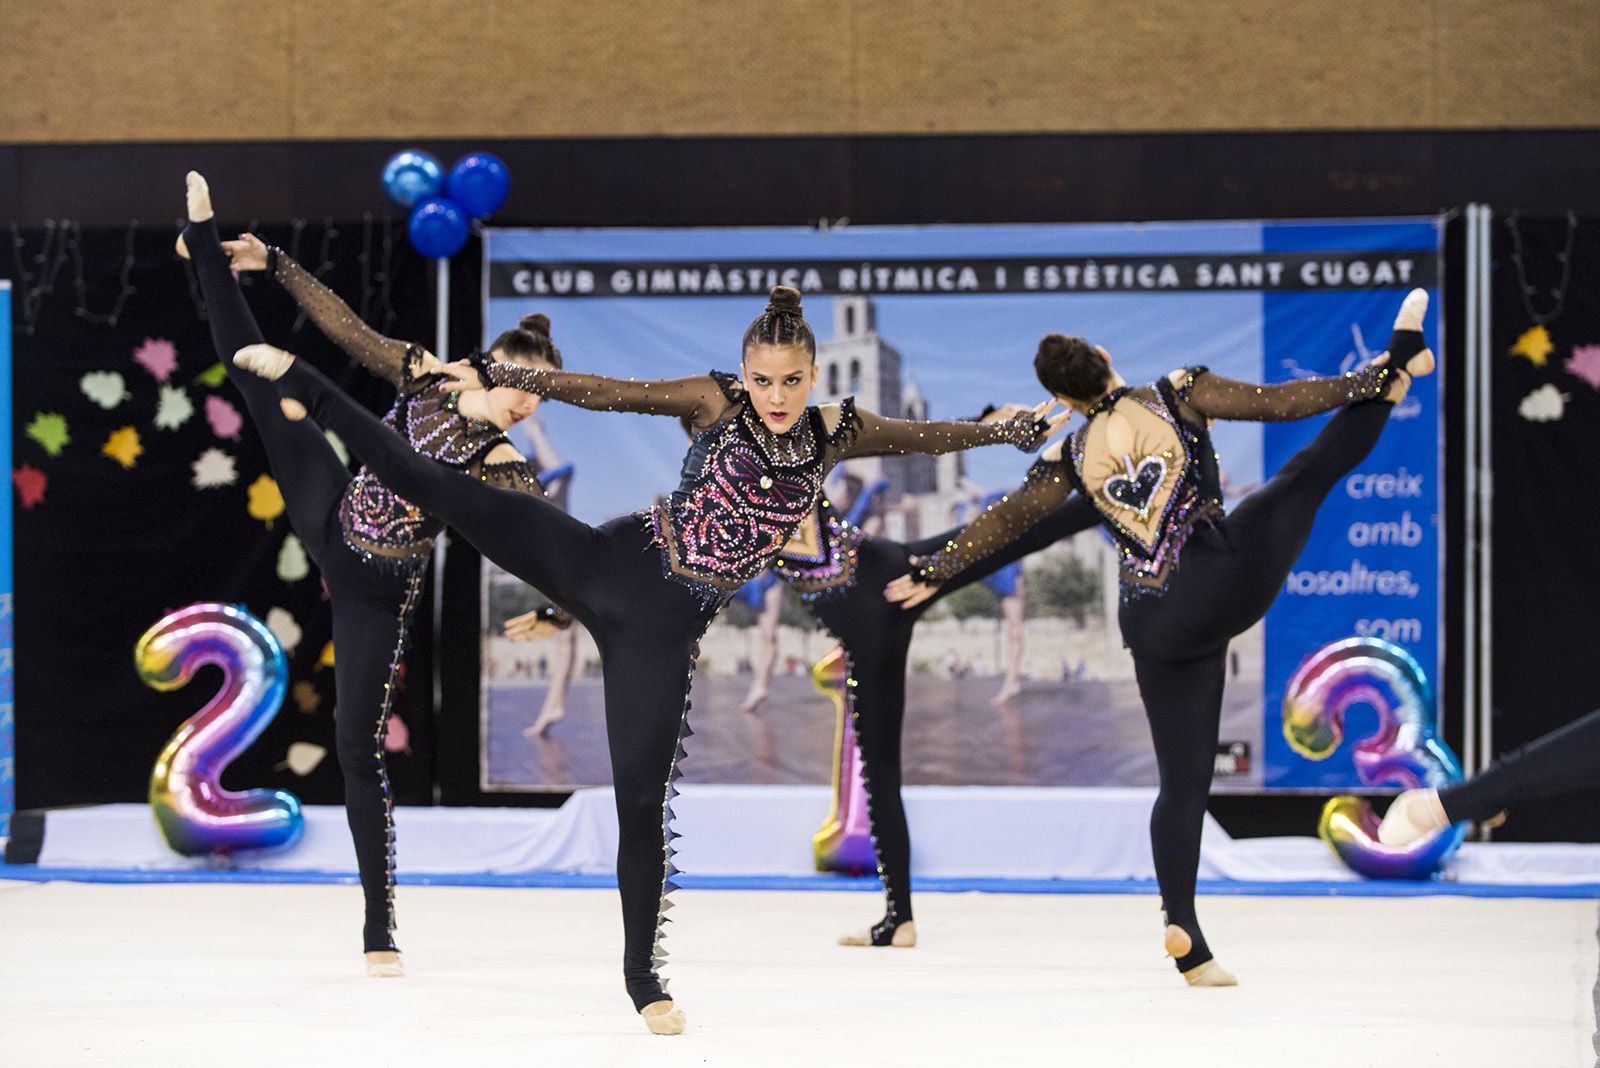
xmin=478 ymin=219 xmax=1442 ymax=794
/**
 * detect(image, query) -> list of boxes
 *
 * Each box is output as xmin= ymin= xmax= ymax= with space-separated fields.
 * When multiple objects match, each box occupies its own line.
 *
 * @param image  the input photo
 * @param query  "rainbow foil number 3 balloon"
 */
xmin=136 ymin=603 xmax=303 ymax=856
xmin=1283 ymin=637 xmax=1466 ymax=880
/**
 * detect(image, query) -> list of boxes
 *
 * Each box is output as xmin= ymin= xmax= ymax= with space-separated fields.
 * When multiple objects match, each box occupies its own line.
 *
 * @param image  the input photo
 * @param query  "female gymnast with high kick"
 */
xmin=889 ymin=289 xmax=1435 ymax=987
xmin=178 ymin=172 xmax=569 ymax=978
xmin=229 ymin=284 xmax=1059 ymax=1033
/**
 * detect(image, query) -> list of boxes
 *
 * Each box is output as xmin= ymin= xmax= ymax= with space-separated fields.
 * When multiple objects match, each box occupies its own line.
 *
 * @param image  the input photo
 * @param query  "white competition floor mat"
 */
xmin=1 ymin=880 xmax=1594 ymax=1067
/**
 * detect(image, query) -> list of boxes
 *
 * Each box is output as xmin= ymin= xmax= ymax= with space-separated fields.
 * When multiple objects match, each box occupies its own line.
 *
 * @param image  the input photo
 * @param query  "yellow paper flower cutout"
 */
xmin=102 ymin=426 xmax=143 ymax=469
xmin=246 ymin=474 xmax=285 ymax=526
xmin=1509 ymin=325 xmax=1554 ymax=368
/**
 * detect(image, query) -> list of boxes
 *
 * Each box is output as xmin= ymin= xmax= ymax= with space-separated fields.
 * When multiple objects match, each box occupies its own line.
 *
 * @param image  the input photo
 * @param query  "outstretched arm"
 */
xmin=1179 ymin=364 xmax=1395 ymax=423
xmin=831 ymin=401 xmax=1061 ymax=460
xmin=888 ymin=455 xmax=1078 ymax=604
xmin=231 ymin=237 xmax=416 ymax=389
xmin=473 ymin=365 xmax=737 ymax=429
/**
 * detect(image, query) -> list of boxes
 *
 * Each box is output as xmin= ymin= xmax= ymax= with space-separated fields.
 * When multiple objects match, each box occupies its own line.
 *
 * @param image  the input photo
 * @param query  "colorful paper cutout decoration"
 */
xmin=277 ymin=533 xmax=310 ymax=583
xmin=291 ymin=680 xmax=321 ymax=714
xmin=206 ymin=395 xmax=244 ymax=441
xmin=278 ymin=742 xmax=327 ymax=777
xmin=195 ymin=363 xmax=228 ymax=388
xmin=317 ymin=641 xmax=336 ymax=670
xmin=154 ymin=385 xmax=196 ymax=431
xmin=133 ymin=338 xmax=179 ymax=383
xmin=191 ymin=448 xmax=237 ymax=489
xmin=246 ymin=475 xmax=285 ymax=525
xmin=12 ymin=465 xmax=47 ymax=509
xmin=25 ymin=413 xmax=71 ymax=457
xmin=1518 ymin=383 xmax=1570 ymax=422
xmin=265 ymin=606 xmax=303 ymax=655
xmin=1509 ymin=325 xmax=1554 ymax=367
xmin=1564 ymin=344 xmax=1600 ymax=391
xmin=102 ymin=426 xmax=144 ymax=469
xmin=80 ymin=371 xmax=129 ymax=410
xmin=384 ymin=713 xmax=411 ymax=754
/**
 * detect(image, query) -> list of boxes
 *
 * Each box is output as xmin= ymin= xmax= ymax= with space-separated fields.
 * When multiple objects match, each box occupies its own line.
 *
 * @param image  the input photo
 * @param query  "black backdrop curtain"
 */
xmin=1489 ymin=211 xmax=1600 ymax=842
xmin=6 ymin=219 xmax=439 ymax=810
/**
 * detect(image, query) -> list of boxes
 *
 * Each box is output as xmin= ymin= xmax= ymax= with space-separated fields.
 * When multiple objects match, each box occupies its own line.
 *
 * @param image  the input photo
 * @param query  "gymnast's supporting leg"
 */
xmin=1132 ymin=648 xmax=1237 ymax=986
xmin=597 ymin=610 xmax=714 ymax=1035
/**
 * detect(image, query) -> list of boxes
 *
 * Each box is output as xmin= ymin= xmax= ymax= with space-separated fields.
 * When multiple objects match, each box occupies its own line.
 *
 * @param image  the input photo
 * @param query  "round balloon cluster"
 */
xmin=381 ymin=149 xmax=512 ymax=259
xmin=1282 ymin=636 xmax=1466 ymax=880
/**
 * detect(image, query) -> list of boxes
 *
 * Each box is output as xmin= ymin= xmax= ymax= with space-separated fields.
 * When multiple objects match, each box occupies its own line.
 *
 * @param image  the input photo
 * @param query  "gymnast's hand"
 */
xmin=503 ymin=609 xmax=563 ymax=642
xmin=436 ymin=361 xmax=488 ymax=392
xmin=885 ymin=573 xmax=939 ymax=609
xmin=220 ymin=233 xmax=269 ymax=272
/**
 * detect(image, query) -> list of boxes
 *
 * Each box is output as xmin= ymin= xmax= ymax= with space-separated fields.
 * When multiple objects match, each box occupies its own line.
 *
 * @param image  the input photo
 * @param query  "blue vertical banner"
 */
xmin=0 ymin=282 xmax=12 ymax=835
xmin=1260 ymin=221 xmax=1443 ymax=788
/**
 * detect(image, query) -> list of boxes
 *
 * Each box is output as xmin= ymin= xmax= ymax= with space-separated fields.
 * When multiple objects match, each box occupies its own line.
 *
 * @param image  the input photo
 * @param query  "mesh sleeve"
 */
xmin=484 ymin=366 xmax=739 ymax=427
xmin=1179 ymin=365 xmax=1394 ymax=422
xmin=270 ymin=248 xmax=414 ymax=388
xmin=831 ymin=405 xmax=1045 ymax=461
xmin=915 ymin=458 xmax=1075 ymax=584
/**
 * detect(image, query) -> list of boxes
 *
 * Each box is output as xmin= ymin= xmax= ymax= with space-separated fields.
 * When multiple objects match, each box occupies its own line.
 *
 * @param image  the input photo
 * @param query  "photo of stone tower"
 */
xmin=813 ymin=295 xmax=965 ymax=540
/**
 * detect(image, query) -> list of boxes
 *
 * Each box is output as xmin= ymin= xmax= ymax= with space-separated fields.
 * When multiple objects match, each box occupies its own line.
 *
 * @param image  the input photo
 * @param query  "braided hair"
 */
xmin=741 ymin=286 xmax=815 ymax=359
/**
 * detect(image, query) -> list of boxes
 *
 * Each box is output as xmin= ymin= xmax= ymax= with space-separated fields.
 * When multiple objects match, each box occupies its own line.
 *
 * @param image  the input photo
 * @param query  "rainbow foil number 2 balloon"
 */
xmin=136 ymin=603 xmax=303 ymax=856
xmin=1283 ymin=637 xmax=1466 ymax=880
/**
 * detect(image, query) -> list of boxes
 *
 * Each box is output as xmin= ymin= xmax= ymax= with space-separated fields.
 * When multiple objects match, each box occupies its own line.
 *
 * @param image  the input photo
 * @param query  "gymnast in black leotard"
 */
xmin=889 ymin=289 xmax=1435 ymax=986
xmin=230 ymin=284 xmax=1059 ymax=1033
xmin=178 ymin=172 xmax=568 ymax=978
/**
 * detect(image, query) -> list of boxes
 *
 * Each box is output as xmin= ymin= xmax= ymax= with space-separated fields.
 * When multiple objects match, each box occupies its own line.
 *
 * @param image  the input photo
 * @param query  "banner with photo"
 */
xmin=479 ymin=220 xmax=1441 ymax=794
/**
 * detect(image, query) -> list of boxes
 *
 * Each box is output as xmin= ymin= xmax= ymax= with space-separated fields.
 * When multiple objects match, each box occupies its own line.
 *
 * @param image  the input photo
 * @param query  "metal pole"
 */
xmin=1476 ymin=205 xmax=1494 ymax=783
xmin=1462 ymin=205 xmax=1479 ymax=778
xmin=430 ymin=256 xmax=450 ymax=802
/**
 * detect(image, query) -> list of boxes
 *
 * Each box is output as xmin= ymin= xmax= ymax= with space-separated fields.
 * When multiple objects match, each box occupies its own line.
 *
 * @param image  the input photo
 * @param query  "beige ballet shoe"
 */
xmin=1394 ymin=288 xmax=1435 ymax=380
xmin=1164 ymin=924 xmax=1238 ymax=987
xmin=186 ymin=170 xmax=214 ymax=223
xmin=837 ymin=919 xmax=917 ymax=947
xmin=234 ymin=343 xmax=295 ymax=382
xmin=1182 ymin=959 xmax=1239 ymax=987
xmin=1395 ymin=287 xmax=1428 ymax=334
xmin=641 ymin=999 xmax=686 ymax=1035
xmin=1376 ymin=788 xmax=1449 ymax=847
xmin=364 ymin=950 xmax=405 ymax=978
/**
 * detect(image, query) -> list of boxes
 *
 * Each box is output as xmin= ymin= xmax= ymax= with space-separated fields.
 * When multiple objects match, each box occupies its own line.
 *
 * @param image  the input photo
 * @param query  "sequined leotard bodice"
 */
xmin=769 ymin=497 xmax=866 ymax=599
xmin=482 ymin=363 xmax=1047 ymax=603
xmin=268 ymin=248 xmax=543 ymax=569
xmin=917 ymin=363 xmax=1396 ymax=594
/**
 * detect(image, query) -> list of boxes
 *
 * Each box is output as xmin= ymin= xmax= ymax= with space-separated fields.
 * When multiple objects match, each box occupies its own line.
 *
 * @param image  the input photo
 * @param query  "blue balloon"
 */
xmin=381 ymin=150 xmax=444 ymax=209
xmin=446 ymin=152 xmax=512 ymax=219
xmin=407 ymin=197 xmax=470 ymax=259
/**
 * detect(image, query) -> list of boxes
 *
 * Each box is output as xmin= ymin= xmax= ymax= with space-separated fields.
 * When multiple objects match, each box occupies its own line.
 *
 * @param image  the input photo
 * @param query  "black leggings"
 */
xmin=1441 ymin=709 xmax=1600 ymax=823
xmin=810 ymin=503 xmax=1096 ymax=937
xmin=1118 ymin=399 xmax=1394 ymax=972
xmin=186 ymin=217 xmax=418 ymax=954
xmin=275 ymin=356 xmax=718 ymax=1011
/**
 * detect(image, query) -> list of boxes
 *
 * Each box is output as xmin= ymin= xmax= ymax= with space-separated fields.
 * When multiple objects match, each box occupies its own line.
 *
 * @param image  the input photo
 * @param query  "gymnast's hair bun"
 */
xmin=766 ymin=285 xmax=803 ymax=315
xmin=519 ymin=312 xmax=552 ymax=336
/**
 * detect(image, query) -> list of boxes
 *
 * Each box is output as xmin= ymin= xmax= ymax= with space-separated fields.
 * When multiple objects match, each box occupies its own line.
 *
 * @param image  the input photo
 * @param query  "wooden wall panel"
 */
xmin=0 ymin=0 xmax=292 ymax=141
xmin=0 ymin=0 xmax=1594 ymax=143
xmin=1435 ymin=0 xmax=1600 ymax=128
